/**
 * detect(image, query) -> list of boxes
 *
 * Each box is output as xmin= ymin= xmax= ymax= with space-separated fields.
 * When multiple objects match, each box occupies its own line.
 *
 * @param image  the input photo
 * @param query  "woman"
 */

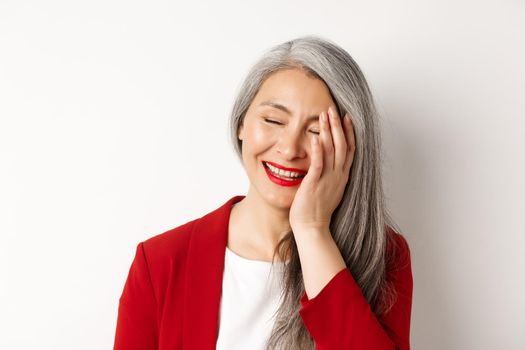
xmin=114 ymin=35 xmax=413 ymax=350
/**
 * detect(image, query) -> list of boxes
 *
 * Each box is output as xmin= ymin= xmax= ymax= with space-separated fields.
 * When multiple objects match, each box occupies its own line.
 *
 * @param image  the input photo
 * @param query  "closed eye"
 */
xmin=264 ymin=118 xmax=319 ymax=135
xmin=264 ymin=118 xmax=283 ymax=125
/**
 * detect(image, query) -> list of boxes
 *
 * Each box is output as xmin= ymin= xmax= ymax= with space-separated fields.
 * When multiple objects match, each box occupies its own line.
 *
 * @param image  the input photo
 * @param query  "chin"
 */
xmin=248 ymin=167 xmax=298 ymax=210
xmin=264 ymin=191 xmax=295 ymax=210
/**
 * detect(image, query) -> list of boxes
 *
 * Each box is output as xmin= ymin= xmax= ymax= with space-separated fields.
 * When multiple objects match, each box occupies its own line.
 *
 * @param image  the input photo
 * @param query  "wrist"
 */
xmin=291 ymin=220 xmax=330 ymax=234
xmin=292 ymin=225 xmax=331 ymax=241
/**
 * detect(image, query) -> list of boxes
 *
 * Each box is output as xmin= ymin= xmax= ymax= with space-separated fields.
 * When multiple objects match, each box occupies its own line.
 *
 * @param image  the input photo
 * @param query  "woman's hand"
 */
xmin=289 ymin=106 xmax=356 ymax=234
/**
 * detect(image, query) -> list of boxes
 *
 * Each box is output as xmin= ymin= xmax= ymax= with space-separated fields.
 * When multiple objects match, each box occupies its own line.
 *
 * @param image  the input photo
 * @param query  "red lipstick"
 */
xmin=264 ymin=161 xmax=307 ymax=174
xmin=262 ymin=161 xmax=306 ymax=187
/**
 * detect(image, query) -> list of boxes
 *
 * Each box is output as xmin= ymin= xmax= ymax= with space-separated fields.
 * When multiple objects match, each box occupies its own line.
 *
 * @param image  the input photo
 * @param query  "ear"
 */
xmin=237 ymin=123 xmax=244 ymax=141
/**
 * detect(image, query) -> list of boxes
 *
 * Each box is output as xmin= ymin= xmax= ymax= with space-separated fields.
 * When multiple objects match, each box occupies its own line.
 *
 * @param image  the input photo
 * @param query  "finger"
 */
xmin=343 ymin=114 xmax=356 ymax=172
xmin=320 ymin=111 xmax=334 ymax=172
xmin=328 ymin=106 xmax=347 ymax=172
xmin=308 ymin=135 xmax=323 ymax=182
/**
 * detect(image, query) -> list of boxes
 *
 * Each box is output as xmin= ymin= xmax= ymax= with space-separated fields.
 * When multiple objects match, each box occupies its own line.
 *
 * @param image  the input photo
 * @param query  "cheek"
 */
xmin=253 ymin=127 xmax=272 ymax=145
xmin=245 ymin=123 xmax=275 ymax=151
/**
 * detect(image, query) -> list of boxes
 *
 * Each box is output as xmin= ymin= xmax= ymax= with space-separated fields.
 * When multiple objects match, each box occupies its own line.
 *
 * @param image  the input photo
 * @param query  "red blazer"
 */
xmin=114 ymin=195 xmax=413 ymax=350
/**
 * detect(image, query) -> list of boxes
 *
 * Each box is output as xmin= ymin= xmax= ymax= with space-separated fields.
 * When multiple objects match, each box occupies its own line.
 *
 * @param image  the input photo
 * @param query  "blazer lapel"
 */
xmin=182 ymin=195 xmax=245 ymax=349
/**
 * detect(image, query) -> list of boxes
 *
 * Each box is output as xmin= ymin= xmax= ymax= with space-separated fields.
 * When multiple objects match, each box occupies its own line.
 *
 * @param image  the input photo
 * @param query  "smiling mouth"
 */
xmin=262 ymin=161 xmax=306 ymax=180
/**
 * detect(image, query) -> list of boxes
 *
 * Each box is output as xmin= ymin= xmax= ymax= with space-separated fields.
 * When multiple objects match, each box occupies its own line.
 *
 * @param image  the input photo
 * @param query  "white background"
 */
xmin=1 ymin=1 xmax=524 ymax=349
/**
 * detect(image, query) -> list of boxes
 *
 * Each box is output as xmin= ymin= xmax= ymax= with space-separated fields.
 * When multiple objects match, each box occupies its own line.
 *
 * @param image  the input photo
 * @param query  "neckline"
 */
xmin=225 ymin=246 xmax=286 ymax=266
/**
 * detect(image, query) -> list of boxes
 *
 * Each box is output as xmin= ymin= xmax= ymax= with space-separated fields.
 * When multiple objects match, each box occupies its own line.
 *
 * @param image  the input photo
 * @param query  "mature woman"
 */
xmin=114 ymin=35 xmax=413 ymax=350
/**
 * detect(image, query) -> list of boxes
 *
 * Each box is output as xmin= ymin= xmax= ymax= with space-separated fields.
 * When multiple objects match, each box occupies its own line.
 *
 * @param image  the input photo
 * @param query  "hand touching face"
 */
xmin=288 ymin=105 xmax=355 ymax=232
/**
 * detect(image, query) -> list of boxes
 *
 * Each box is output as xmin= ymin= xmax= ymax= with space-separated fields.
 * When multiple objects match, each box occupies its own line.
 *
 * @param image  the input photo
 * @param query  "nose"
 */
xmin=276 ymin=128 xmax=308 ymax=160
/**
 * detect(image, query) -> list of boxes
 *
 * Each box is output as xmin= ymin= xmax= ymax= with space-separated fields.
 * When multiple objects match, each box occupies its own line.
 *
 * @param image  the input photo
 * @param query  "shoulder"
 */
xmin=381 ymin=226 xmax=413 ymax=312
xmin=140 ymin=217 xmax=198 ymax=264
xmin=385 ymin=226 xmax=412 ymax=273
xmin=126 ymin=217 xmax=201 ymax=297
xmin=135 ymin=195 xmax=244 ymax=266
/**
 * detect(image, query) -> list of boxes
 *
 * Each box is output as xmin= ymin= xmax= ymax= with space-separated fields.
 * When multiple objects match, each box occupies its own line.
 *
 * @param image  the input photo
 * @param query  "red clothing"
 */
xmin=114 ymin=195 xmax=413 ymax=349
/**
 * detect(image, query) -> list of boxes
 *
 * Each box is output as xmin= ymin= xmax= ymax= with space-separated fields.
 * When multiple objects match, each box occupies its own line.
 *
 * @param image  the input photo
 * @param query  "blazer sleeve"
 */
xmin=299 ymin=234 xmax=413 ymax=350
xmin=114 ymin=242 xmax=159 ymax=350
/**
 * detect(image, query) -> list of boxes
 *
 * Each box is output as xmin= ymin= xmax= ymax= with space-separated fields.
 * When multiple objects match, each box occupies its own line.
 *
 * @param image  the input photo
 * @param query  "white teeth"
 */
xmin=265 ymin=162 xmax=304 ymax=179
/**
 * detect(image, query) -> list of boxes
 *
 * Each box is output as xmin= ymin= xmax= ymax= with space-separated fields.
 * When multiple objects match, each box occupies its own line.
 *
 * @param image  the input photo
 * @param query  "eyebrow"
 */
xmin=259 ymin=100 xmax=320 ymax=122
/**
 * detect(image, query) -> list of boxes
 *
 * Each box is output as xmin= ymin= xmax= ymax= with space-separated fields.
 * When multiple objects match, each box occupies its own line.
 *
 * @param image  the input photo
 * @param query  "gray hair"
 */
xmin=228 ymin=35 xmax=401 ymax=349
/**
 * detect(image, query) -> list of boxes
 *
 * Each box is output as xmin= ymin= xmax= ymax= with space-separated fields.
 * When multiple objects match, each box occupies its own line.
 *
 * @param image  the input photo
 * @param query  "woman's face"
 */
xmin=238 ymin=68 xmax=338 ymax=210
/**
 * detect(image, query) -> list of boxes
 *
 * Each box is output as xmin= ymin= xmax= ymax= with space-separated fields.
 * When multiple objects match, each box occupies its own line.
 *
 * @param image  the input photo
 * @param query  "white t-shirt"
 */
xmin=216 ymin=246 xmax=286 ymax=350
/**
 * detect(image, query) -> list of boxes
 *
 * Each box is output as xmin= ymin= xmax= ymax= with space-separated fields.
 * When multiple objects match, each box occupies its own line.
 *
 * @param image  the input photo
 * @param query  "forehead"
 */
xmin=251 ymin=69 xmax=335 ymax=113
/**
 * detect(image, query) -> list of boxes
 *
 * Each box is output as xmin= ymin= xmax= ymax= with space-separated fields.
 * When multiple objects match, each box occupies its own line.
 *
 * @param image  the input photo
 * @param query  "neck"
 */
xmin=229 ymin=187 xmax=292 ymax=260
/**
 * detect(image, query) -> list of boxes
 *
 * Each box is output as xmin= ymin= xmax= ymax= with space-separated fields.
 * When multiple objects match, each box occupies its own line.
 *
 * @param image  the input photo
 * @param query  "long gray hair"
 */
xmin=228 ymin=35 xmax=401 ymax=349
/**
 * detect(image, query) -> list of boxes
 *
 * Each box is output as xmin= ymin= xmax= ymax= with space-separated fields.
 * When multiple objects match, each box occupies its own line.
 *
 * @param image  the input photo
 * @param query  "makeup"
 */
xmin=262 ymin=161 xmax=306 ymax=187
